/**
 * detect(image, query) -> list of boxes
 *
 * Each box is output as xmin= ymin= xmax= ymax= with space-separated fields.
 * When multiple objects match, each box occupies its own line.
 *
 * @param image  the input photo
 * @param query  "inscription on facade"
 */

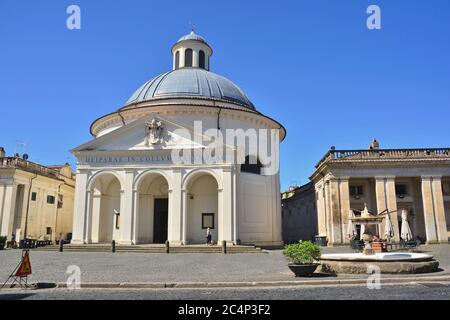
xmin=81 ymin=155 xmax=173 ymax=164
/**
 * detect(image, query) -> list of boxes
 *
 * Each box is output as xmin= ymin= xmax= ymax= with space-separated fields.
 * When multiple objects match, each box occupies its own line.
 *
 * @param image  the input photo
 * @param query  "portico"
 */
xmin=72 ymin=165 xmax=233 ymax=245
xmin=311 ymin=142 xmax=450 ymax=245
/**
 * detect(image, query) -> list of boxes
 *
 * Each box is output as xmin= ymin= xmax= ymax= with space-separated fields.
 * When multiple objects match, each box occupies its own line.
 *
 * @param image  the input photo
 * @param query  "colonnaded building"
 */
xmin=70 ymin=31 xmax=285 ymax=246
xmin=308 ymin=140 xmax=450 ymax=245
xmin=0 ymin=148 xmax=75 ymax=243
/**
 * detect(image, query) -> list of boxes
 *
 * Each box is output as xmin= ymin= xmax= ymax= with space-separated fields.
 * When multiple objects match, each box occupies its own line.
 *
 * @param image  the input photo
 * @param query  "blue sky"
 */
xmin=1 ymin=0 xmax=449 ymax=191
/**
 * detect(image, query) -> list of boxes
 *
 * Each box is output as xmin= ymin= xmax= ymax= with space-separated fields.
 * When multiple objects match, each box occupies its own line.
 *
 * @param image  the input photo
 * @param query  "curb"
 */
xmin=51 ymin=275 xmax=450 ymax=289
xmin=2 ymin=275 xmax=450 ymax=291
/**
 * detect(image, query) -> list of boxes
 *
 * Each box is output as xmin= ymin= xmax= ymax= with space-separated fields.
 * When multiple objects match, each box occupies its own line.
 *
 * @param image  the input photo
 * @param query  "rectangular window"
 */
xmin=349 ymin=185 xmax=364 ymax=197
xmin=31 ymin=192 xmax=37 ymax=201
xmin=46 ymin=227 xmax=52 ymax=235
xmin=443 ymin=183 xmax=450 ymax=196
xmin=202 ymin=213 xmax=215 ymax=229
xmin=47 ymin=195 xmax=55 ymax=204
xmin=395 ymin=184 xmax=408 ymax=197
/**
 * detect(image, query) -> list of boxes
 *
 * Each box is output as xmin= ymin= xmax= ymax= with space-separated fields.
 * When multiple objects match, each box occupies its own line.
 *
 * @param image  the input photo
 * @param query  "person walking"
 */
xmin=206 ymin=227 xmax=212 ymax=245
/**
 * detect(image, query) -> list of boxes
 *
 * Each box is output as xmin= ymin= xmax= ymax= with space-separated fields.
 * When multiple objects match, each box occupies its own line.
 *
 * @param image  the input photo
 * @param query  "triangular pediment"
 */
xmin=71 ymin=114 xmax=217 ymax=154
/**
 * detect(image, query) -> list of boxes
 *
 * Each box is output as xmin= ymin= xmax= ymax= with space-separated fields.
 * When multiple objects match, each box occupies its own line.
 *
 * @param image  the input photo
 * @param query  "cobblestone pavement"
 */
xmin=0 ymin=245 xmax=448 ymax=284
xmin=1 ymin=282 xmax=450 ymax=300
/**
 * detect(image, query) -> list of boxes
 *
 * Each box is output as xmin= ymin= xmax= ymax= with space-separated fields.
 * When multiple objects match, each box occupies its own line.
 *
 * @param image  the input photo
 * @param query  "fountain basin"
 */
xmin=319 ymin=252 xmax=439 ymax=274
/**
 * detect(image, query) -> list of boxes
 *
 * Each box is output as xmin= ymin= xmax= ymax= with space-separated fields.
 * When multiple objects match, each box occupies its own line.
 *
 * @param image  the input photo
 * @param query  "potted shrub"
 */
xmin=283 ymin=240 xmax=321 ymax=277
xmin=0 ymin=236 xmax=6 ymax=250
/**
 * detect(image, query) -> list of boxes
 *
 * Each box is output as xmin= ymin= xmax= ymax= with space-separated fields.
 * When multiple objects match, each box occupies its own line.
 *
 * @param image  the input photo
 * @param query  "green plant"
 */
xmin=283 ymin=241 xmax=321 ymax=264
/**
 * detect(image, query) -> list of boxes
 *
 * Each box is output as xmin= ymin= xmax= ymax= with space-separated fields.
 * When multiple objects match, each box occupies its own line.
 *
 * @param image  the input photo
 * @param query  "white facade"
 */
xmin=70 ymin=32 xmax=285 ymax=246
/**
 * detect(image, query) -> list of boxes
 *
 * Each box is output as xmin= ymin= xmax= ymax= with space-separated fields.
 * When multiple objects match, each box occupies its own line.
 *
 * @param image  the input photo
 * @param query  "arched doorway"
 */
xmin=90 ymin=173 xmax=122 ymax=243
xmin=136 ymin=173 xmax=170 ymax=244
xmin=185 ymin=172 xmax=219 ymax=244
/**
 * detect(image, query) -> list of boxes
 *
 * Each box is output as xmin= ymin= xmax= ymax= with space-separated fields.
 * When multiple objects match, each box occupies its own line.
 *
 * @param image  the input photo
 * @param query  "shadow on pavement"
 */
xmin=0 ymin=293 xmax=35 ymax=300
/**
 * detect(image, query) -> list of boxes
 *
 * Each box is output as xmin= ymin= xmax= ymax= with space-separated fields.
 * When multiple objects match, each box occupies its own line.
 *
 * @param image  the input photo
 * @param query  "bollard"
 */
xmin=112 ymin=240 xmax=116 ymax=253
xmin=59 ymin=240 xmax=64 ymax=252
xmin=165 ymin=240 xmax=170 ymax=254
xmin=222 ymin=240 xmax=227 ymax=254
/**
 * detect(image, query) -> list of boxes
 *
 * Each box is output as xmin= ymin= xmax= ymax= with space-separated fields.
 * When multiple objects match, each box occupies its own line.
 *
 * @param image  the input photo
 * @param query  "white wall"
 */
xmin=187 ymin=175 xmax=218 ymax=243
xmin=237 ymin=172 xmax=280 ymax=244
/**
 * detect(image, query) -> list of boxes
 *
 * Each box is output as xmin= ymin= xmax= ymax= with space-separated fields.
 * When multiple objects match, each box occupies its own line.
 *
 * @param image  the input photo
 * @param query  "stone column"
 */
xmin=375 ymin=176 xmax=400 ymax=241
xmin=0 ymin=183 xmax=17 ymax=239
xmin=119 ymin=170 xmax=134 ymax=245
xmin=421 ymin=176 xmax=448 ymax=243
xmin=90 ymin=190 xmax=101 ymax=243
xmin=84 ymin=189 xmax=94 ymax=244
xmin=181 ymin=187 xmax=188 ymax=245
xmin=132 ymin=188 xmax=139 ymax=244
xmin=192 ymin=49 xmax=199 ymax=67
xmin=315 ymin=182 xmax=327 ymax=237
xmin=324 ymin=180 xmax=332 ymax=243
xmin=328 ymin=177 xmax=342 ymax=245
xmin=168 ymin=170 xmax=182 ymax=245
xmin=220 ymin=168 xmax=233 ymax=244
xmin=232 ymin=165 xmax=238 ymax=244
xmin=71 ymin=173 xmax=88 ymax=244
xmin=339 ymin=177 xmax=351 ymax=244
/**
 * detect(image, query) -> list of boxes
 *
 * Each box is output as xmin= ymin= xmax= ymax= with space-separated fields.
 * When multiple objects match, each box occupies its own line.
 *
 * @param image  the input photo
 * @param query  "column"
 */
xmin=180 ymin=49 xmax=185 ymax=68
xmin=132 ymin=188 xmax=139 ymax=244
xmin=221 ymin=168 xmax=233 ymax=244
xmin=19 ymin=182 xmax=31 ymax=240
xmin=168 ymin=170 xmax=182 ymax=244
xmin=119 ymin=170 xmax=134 ymax=245
xmin=181 ymin=188 xmax=188 ymax=245
xmin=315 ymin=182 xmax=327 ymax=237
xmin=324 ymin=180 xmax=332 ymax=243
xmin=339 ymin=177 xmax=351 ymax=244
xmin=421 ymin=176 xmax=448 ymax=243
xmin=71 ymin=172 xmax=88 ymax=244
xmin=375 ymin=176 xmax=400 ymax=241
xmin=84 ymin=190 xmax=93 ymax=244
xmin=232 ymin=165 xmax=238 ymax=244
xmin=327 ymin=177 xmax=342 ymax=245
xmin=192 ymin=49 xmax=199 ymax=67
xmin=0 ymin=183 xmax=17 ymax=239
xmin=90 ymin=190 xmax=101 ymax=243
xmin=431 ymin=176 xmax=448 ymax=242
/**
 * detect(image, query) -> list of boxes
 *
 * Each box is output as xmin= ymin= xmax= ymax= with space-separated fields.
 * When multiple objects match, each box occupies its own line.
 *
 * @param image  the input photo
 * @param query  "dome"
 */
xmin=176 ymin=30 xmax=209 ymax=46
xmin=125 ymin=68 xmax=255 ymax=110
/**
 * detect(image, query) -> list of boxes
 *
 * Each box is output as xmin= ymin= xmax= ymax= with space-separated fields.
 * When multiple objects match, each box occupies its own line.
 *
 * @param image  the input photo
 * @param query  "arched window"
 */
xmin=175 ymin=51 xmax=180 ymax=69
xmin=199 ymin=50 xmax=205 ymax=69
xmin=185 ymin=49 xmax=193 ymax=67
xmin=240 ymin=155 xmax=262 ymax=175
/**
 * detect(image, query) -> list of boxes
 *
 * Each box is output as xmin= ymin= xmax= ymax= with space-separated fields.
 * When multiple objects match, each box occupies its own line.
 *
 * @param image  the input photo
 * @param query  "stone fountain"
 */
xmin=350 ymin=204 xmax=384 ymax=255
xmin=319 ymin=204 xmax=439 ymax=274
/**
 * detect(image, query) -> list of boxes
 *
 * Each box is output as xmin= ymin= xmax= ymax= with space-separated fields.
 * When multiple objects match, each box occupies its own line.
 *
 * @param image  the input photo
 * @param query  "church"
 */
xmin=70 ymin=31 xmax=285 ymax=246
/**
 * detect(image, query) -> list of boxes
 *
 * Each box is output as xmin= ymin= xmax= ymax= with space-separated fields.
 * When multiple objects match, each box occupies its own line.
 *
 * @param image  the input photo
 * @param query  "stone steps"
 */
xmin=32 ymin=245 xmax=263 ymax=254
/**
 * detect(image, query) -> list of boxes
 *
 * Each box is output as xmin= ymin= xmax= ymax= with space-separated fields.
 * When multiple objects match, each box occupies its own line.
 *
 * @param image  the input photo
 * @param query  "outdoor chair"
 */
xmin=350 ymin=239 xmax=364 ymax=252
